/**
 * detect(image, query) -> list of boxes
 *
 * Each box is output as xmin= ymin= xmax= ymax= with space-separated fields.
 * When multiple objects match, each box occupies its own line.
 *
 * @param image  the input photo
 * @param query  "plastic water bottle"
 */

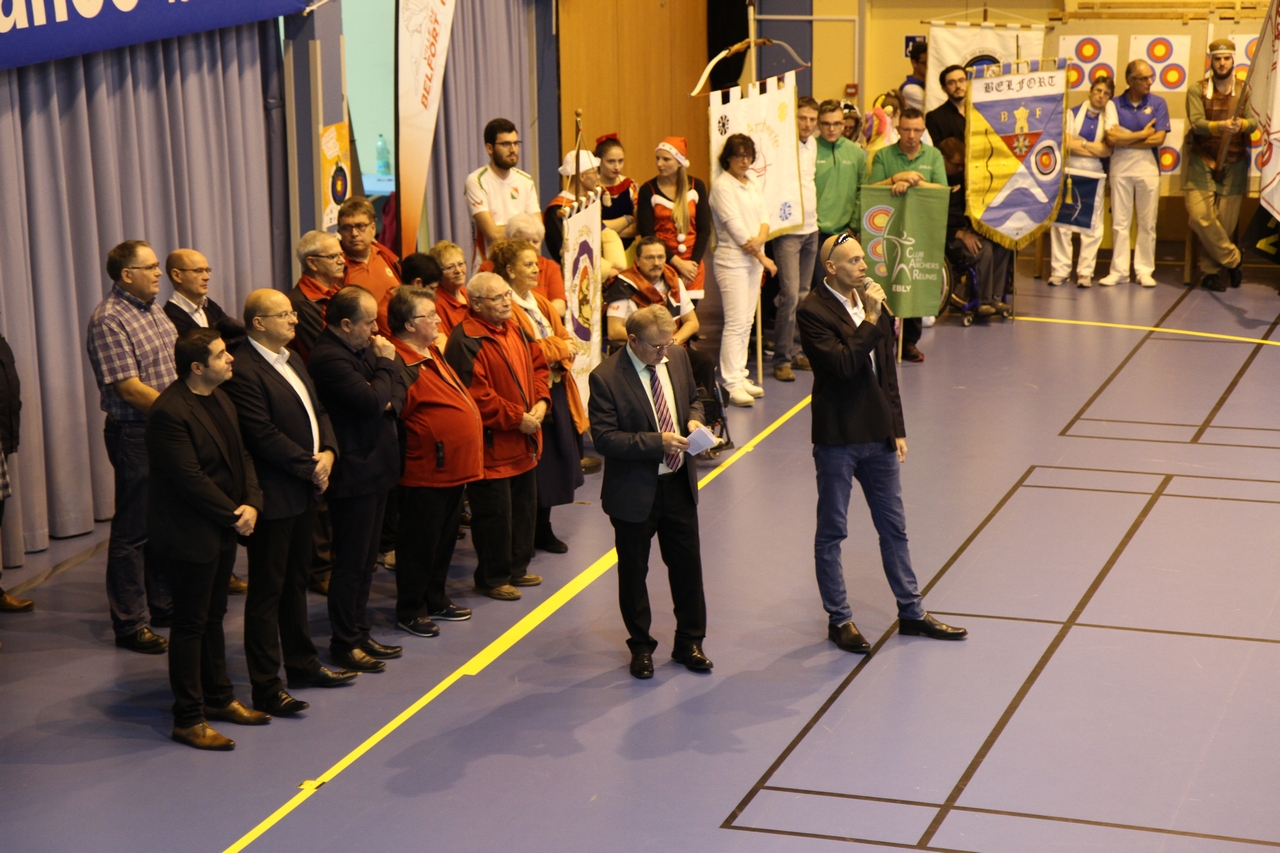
xmin=375 ymin=134 xmax=391 ymax=176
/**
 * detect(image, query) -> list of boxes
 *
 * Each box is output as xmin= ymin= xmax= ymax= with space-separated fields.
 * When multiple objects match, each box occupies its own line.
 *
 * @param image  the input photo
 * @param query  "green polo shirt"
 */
xmin=815 ymin=136 xmax=865 ymax=234
xmin=867 ymin=142 xmax=946 ymax=186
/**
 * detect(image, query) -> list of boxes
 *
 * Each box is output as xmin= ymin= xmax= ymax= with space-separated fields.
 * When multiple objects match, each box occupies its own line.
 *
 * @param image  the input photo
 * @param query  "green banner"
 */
xmin=858 ymin=185 xmax=949 ymax=318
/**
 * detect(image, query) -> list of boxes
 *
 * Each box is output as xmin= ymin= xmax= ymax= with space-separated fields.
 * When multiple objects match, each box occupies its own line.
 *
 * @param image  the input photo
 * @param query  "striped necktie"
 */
xmin=646 ymin=365 xmax=683 ymax=472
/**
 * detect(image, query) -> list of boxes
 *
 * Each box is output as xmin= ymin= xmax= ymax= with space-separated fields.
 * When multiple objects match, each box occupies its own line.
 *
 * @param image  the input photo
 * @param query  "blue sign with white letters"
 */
xmin=0 ymin=0 xmax=309 ymax=72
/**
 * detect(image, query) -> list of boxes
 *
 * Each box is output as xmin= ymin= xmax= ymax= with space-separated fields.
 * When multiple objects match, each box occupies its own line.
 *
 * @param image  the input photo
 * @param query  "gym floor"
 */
xmin=4 ymin=257 xmax=1280 ymax=853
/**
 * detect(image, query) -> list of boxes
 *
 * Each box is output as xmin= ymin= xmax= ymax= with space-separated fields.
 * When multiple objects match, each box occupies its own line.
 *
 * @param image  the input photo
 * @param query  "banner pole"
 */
xmin=897 ymin=324 xmax=904 ymax=363
xmin=748 ymin=2 xmax=765 ymax=387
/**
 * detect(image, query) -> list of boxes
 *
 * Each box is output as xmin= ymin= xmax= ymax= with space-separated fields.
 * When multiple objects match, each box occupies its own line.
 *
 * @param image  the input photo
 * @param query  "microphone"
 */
xmin=855 ymin=281 xmax=894 ymax=318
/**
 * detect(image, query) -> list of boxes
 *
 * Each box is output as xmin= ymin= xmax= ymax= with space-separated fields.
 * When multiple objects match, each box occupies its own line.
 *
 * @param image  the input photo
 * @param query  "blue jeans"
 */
xmin=104 ymin=417 xmax=171 ymax=635
xmin=813 ymin=442 xmax=925 ymax=625
xmin=772 ymin=231 xmax=818 ymax=365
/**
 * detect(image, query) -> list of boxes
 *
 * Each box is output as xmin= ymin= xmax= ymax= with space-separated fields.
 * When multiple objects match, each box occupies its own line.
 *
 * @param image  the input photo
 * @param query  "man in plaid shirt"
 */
xmin=87 ymin=240 xmax=179 ymax=654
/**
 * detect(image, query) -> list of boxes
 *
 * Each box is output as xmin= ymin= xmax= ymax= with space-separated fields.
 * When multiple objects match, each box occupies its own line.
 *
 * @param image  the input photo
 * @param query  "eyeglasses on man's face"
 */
xmin=475 ymin=290 xmax=514 ymax=303
xmin=173 ymin=267 xmax=212 ymax=275
xmin=259 ymin=310 xmax=299 ymax=321
xmin=337 ymin=221 xmax=373 ymax=234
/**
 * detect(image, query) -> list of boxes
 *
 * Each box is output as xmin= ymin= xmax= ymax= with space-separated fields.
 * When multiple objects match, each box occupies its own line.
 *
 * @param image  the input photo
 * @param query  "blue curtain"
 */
xmin=425 ymin=0 xmax=534 ymax=261
xmin=0 ymin=22 xmax=288 ymax=562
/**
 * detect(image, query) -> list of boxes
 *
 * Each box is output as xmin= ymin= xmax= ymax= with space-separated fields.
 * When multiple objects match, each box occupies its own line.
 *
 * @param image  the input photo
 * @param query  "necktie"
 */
xmin=647 ymin=365 xmax=683 ymax=472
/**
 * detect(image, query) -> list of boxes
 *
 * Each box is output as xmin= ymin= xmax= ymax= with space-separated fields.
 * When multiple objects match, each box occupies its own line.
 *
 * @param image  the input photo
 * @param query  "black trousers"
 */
xmin=245 ymin=500 xmax=320 ymax=702
xmin=311 ymin=501 xmax=333 ymax=582
xmin=395 ymin=484 xmax=465 ymax=622
xmin=609 ymin=472 xmax=706 ymax=654
xmin=467 ymin=468 xmax=537 ymax=589
xmin=327 ymin=491 xmax=388 ymax=652
xmin=167 ymin=533 xmax=238 ymax=727
xmin=379 ymin=485 xmax=400 ymax=554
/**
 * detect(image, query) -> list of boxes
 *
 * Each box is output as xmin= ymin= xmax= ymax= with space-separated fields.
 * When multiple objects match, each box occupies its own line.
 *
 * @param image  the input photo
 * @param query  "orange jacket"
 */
xmin=392 ymin=337 xmax=485 ymax=488
xmin=434 ymin=285 xmax=470 ymax=340
xmin=511 ymin=290 xmax=589 ymax=435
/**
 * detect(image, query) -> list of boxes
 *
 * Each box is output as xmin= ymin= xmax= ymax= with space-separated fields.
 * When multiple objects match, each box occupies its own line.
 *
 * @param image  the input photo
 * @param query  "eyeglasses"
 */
xmin=173 ymin=267 xmax=212 ymax=275
xmin=257 ymin=310 xmax=299 ymax=320
xmin=311 ymin=252 xmax=344 ymax=262
xmin=441 ymin=262 xmax=466 ymax=273
xmin=492 ymin=140 xmax=521 ymax=149
xmin=411 ymin=313 xmax=439 ymax=323
xmin=818 ymin=120 xmax=844 ymax=129
xmin=127 ymin=263 xmax=162 ymax=272
xmin=823 ymin=231 xmax=854 ymax=264
xmin=633 ymin=336 xmax=673 ymax=353
xmin=475 ymin=290 xmax=513 ymax=302
xmin=1131 ymin=75 xmax=1155 ymax=83
xmin=337 ymin=221 xmax=373 ymax=234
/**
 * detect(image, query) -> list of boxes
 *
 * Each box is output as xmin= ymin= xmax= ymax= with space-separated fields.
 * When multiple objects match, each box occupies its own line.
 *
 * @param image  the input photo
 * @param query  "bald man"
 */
xmin=798 ymin=234 xmax=966 ymax=654
xmin=164 ymin=249 xmax=248 ymax=593
xmin=222 ymin=289 xmax=355 ymax=717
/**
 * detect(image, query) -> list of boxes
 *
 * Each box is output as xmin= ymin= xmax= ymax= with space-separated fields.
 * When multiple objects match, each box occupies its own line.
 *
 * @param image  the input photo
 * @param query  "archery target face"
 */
xmin=1227 ymin=32 xmax=1261 ymax=82
xmin=1159 ymin=118 xmax=1186 ymax=175
xmin=1130 ymin=35 xmax=1192 ymax=92
xmin=1060 ymin=35 xmax=1118 ymax=91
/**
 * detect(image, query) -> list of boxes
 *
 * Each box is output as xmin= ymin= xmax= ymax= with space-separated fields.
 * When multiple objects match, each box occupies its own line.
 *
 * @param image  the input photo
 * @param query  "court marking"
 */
xmin=1019 ymin=315 xmax=1280 ymax=347
xmin=222 ymin=395 xmax=813 ymax=853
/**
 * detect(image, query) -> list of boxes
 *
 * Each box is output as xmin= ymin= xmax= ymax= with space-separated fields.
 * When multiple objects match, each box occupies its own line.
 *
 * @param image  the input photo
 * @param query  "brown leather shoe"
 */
xmin=203 ymin=699 xmax=271 ymax=726
xmin=228 ymin=574 xmax=248 ymax=595
xmin=172 ymin=722 xmax=235 ymax=751
xmin=773 ymin=364 xmax=796 ymax=382
xmin=509 ymin=573 xmax=542 ymax=587
xmin=792 ymin=355 xmax=812 ymax=370
xmin=475 ymin=584 xmax=521 ymax=600
xmin=0 ymin=591 xmax=34 ymax=612
xmin=308 ymin=572 xmax=330 ymax=596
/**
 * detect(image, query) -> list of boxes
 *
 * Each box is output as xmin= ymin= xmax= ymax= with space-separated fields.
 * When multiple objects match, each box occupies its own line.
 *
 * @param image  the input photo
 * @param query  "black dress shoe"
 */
xmin=630 ymin=651 xmax=654 ymax=679
xmin=359 ymin=638 xmax=403 ymax=659
xmin=288 ymin=665 xmax=360 ymax=688
xmin=115 ymin=627 xmax=168 ymax=654
xmin=828 ymin=621 xmax=871 ymax=654
xmin=1229 ymin=263 xmax=1243 ymax=288
xmin=330 ymin=648 xmax=386 ymax=673
xmin=1202 ymin=273 xmax=1226 ymax=292
xmin=671 ymin=643 xmax=713 ymax=672
xmin=899 ymin=613 xmax=968 ymax=640
xmin=149 ymin=616 xmax=172 ymax=628
xmin=398 ymin=617 xmax=440 ymax=637
xmin=253 ymin=690 xmax=309 ymax=716
xmin=534 ymin=533 xmax=569 ymax=554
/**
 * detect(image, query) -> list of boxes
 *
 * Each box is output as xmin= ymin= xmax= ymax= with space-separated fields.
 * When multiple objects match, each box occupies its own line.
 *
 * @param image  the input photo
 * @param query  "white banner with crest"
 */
xmin=561 ymin=192 xmax=603 ymax=404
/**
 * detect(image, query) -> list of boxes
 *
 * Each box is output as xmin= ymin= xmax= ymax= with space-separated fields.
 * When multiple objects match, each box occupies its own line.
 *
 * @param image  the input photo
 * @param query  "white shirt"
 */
xmin=710 ymin=171 xmax=769 ymax=259
xmin=626 ymin=344 xmax=682 ymax=476
xmin=824 ymin=281 xmax=877 ymax=377
xmin=798 ymin=136 xmax=818 ymax=234
xmin=465 ymin=164 xmax=540 ymax=267
xmin=249 ymin=337 xmax=321 ymax=454
xmin=168 ymin=291 xmax=208 ymax=328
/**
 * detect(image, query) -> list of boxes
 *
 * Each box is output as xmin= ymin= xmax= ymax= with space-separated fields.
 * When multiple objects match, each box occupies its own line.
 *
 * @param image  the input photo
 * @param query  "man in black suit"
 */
xmin=308 ymin=286 xmax=406 ymax=673
xmin=223 ymin=289 xmax=357 ymax=717
xmin=798 ymin=234 xmax=967 ymax=654
xmin=163 ymin=249 xmax=249 ymax=596
xmin=588 ymin=305 xmax=712 ymax=680
xmin=147 ymin=328 xmax=270 ymax=750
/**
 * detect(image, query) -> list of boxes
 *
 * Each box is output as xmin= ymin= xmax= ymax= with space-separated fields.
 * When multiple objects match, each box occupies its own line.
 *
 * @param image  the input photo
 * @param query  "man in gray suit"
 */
xmin=588 ymin=305 xmax=710 ymax=680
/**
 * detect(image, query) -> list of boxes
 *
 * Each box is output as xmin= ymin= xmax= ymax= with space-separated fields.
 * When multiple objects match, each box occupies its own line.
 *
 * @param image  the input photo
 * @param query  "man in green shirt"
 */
xmin=813 ymin=98 xmax=866 ymax=291
xmin=866 ymin=108 xmax=945 ymax=362
xmin=1185 ymin=39 xmax=1256 ymax=291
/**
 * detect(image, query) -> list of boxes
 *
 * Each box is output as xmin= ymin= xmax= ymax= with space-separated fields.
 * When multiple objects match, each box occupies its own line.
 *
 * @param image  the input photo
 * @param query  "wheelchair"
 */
xmin=942 ymin=249 xmax=1016 ymax=326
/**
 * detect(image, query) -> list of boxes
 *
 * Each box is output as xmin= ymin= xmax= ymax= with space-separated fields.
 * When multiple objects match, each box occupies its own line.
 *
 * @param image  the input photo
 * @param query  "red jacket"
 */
xmin=435 ymin=284 xmax=470 ymax=340
xmin=345 ymin=240 xmax=402 ymax=337
xmin=443 ymin=313 xmax=551 ymax=479
xmin=392 ymin=337 xmax=484 ymax=488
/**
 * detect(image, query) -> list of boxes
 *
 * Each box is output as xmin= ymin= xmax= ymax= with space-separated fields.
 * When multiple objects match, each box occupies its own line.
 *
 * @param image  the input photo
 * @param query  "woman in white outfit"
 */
xmin=710 ymin=134 xmax=776 ymax=408
xmin=1049 ymin=76 xmax=1116 ymax=288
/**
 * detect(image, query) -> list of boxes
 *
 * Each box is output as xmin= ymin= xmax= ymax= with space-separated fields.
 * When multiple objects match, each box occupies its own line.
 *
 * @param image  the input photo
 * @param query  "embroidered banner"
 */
xmin=1053 ymin=174 xmax=1105 ymax=234
xmin=1245 ymin=6 xmax=1280 ymax=216
xmin=966 ymin=59 xmax=1068 ymax=249
xmin=561 ymin=193 xmax=604 ymax=403
xmin=708 ymin=70 xmax=803 ymax=239
xmin=859 ymin=185 xmax=948 ymax=319
xmin=925 ymin=22 xmax=1045 ymax=112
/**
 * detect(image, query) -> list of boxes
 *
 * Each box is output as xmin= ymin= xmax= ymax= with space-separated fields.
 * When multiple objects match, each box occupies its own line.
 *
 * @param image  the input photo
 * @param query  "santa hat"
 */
xmin=656 ymin=137 xmax=690 ymax=168
xmin=558 ymin=149 xmax=601 ymax=177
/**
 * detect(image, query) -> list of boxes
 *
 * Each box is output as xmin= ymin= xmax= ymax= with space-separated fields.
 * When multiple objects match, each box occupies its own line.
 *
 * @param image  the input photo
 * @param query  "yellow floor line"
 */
xmin=1017 ymin=315 xmax=1280 ymax=347
xmin=223 ymin=394 xmax=813 ymax=853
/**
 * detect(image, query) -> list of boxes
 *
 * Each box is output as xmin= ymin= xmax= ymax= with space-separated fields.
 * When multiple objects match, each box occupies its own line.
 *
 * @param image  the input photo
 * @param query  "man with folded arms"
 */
xmin=387 ymin=287 xmax=482 ymax=635
xmin=223 ymin=290 xmax=356 ymax=717
xmin=445 ymin=272 xmax=550 ymax=601
xmin=308 ymin=286 xmax=407 ymax=672
xmin=589 ymin=305 xmax=711 ymax=679
xmin=798 ymin=234 xmax=966 ymax=654
xmin=147 ymin=329 xmax=268 ymax=750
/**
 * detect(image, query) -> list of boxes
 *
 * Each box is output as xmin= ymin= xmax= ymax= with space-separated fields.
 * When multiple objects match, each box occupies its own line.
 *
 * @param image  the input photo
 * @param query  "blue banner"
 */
xmin=0 ymin=0 xmax=308 ymax=72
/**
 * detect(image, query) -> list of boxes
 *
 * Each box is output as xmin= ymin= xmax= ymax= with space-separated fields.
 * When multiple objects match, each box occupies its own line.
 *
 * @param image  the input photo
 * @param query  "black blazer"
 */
xmin=164 ymin=296 xmax=246 ymax=348
xmin=145 ymin=381 xmax=262 ymax=563
xmin=307 ymin=328 xmax=406 ymax=499
xmin=0 ymin=334 xmax=20 ymax=456
xmin=588 ymin=345 xmax=704 ymax=523
xmin=222 ymin=338 xmax=338 ymax=520
xmin=797 ymin=283 xmax=906 ymax=446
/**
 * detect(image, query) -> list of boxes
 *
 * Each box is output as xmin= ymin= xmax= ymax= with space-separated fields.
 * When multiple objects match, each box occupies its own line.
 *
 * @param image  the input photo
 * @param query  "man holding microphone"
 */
xmin=797 ymin=233 xmax=967 ymax=654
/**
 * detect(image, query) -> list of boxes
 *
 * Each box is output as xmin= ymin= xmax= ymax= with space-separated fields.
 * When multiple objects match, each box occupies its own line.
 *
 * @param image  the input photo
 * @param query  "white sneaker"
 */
xmin=1098 ymin=272 xmax=1123 ymax=286
xmin=1137 ymin=273 xmax=1157 ymax=288
xmin=743 ymin=381 xmax=765 ymax=398
xmin=727 ymin=387 xmax=754 ymax=407
xmin=1077 ymin=276 xmax=1092 ymax=288
xmin=922 ymin=315 xmax=936 ymax=327
xmin=1048 ymin=277 xmax=1066 ymax=286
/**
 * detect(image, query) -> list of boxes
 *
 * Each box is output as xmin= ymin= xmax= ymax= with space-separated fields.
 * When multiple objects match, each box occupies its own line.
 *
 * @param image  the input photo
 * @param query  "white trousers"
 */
xmin=716 ymin=253 xmax=763 ymax=390
xmin=1109 ymin=173 xmax=1159 ymax=277
xmin=1050 ymin=223 xmax=1106 ymax=280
